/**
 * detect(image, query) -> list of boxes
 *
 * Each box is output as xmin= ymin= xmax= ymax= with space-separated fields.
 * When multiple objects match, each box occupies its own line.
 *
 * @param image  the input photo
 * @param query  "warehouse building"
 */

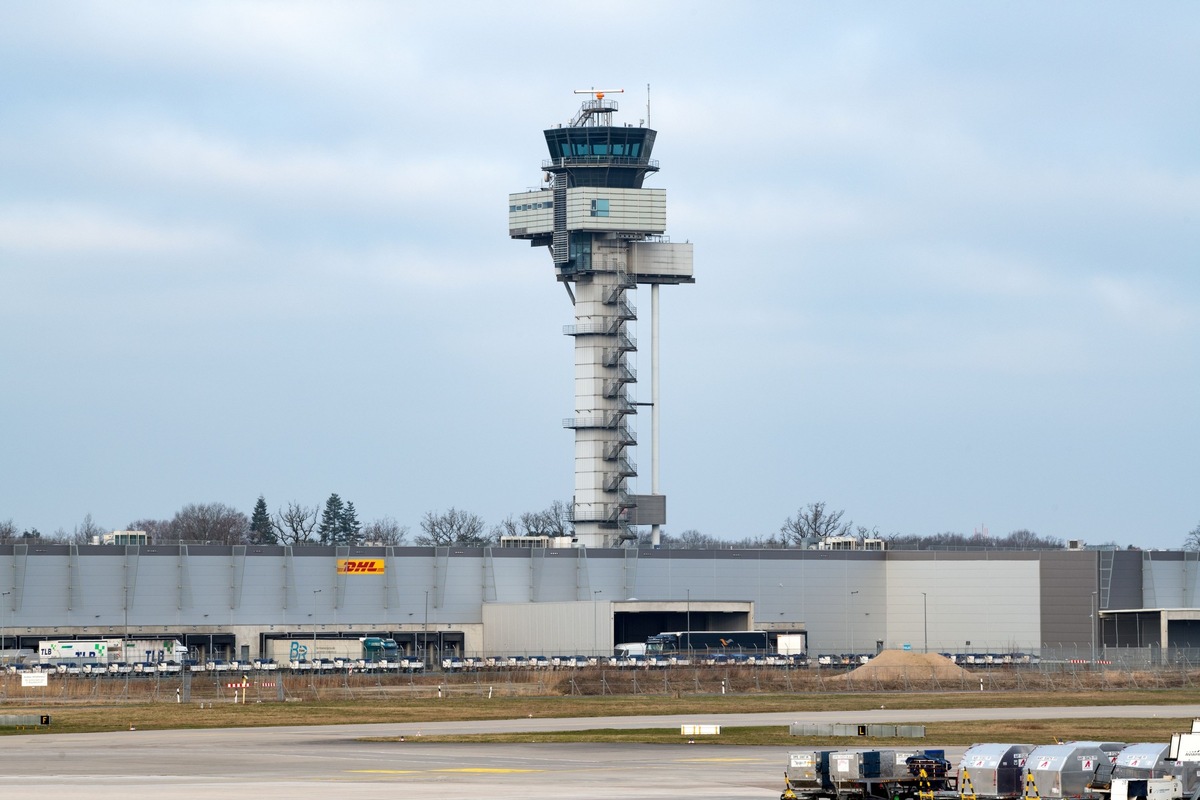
xmin=1 ymin=543 xmax=1194 ymax=664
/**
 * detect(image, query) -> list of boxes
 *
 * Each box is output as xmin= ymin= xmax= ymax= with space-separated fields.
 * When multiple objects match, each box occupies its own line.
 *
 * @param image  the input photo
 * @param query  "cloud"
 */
xmin=1 ymin=1 xmax=1198 ymax=548
xmin=3 ymin=1 xmax=420 ymax=92
xmin=0 ymin=203 xmax=233 ymax=255
xmin=908 ymin=246 xmax=1059 ymax=299
xmin=1089 ymin=275 xmax=1197 ymax=334
xmin=50 ymin=118 xmax=508 ymax=218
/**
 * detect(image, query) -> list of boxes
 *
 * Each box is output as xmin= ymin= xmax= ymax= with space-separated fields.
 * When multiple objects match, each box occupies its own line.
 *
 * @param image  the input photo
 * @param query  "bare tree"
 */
xmin=887 ymin=531 xmax=974 ymax=550
xmin=0 ymin=519 xmax=18 ymax=543
xmin=361 ymin=517 xmax=409 ymax=546
xmin=676 ymin=529 xmax=723 ymax=548
xmin=855 ymin=525 xmax=880 ymax=539
xmin=634 ymin=528 xmax=722 ymax=549
xmin=160 ymin=503 xmax=249 ymax=545
xmin=726 ymin=532 xmax=789 ymax=549
xmin=490 ymin=515 xmax=522 ymax=539
xmin=887 ymin=529 xmax=1067 ymax=551
xmin=491 ymin=501 xmax=572 ymax=540
xmin=999 ymin=528 xmax=1063 ymax=550
xmin=1185 ymin=522 xmax=1200 ymax=551
xmin=780 ymin=502 xmax=851 ymax=545
xmin=540 ymin=500 xmax=572 ymax=538
xmin=70 ymin=512 xmax=106 ymax=545
xmin=519 ymin=511 xmax=554 ymax=536
xmin=127 ymin=518 xmax=175 ymax=544
xmin=417 ymin=507 xmax=490 ymax=546
xmin=636 ymin=528 xmax=661 ymax=548
xmin=273 ymin=502 xmax=318 ymax=545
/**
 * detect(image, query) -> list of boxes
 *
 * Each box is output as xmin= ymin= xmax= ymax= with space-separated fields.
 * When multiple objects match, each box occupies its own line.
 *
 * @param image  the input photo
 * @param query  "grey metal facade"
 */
xmin=1038 ymin=550 xmax=1098 ymax=652
xmin=0 ymin=543 xmax=1175 ymax=660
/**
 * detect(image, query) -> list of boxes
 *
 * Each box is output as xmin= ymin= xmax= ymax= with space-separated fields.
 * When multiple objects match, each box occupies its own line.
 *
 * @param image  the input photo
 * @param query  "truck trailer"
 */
xmin=38 ymin=638 xmax=186 ymax=666
xmin=266 ymin=637 xmax=401 ymax=666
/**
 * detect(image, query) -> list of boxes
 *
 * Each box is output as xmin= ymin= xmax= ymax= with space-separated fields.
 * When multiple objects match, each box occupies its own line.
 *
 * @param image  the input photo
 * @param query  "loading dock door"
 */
xmin=613 ymin=604 xmax=752 ymax=644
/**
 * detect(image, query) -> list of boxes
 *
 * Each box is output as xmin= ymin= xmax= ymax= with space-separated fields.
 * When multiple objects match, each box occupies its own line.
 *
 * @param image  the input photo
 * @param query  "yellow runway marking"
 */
xmin=677 ymin=757 xmax=768 ymax=763
xmin=434 ymin=768 xmax=542 ymax=774
xmin=348 ymin=770 xmax=420 ymax=774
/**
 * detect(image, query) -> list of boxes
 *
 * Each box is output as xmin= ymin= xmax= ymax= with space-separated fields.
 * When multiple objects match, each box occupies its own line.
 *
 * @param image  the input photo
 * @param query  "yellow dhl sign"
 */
xmin=337 ymin=559 xmax=385 ymax=575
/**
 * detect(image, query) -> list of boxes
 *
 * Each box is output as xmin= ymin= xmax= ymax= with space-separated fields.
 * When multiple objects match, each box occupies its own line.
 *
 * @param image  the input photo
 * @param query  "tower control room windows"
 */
xmin=590 ymin=198 xmax=609 ymax=217
xmin=544 ymin=128 xmax=652 ymax=163
xmin=559 ymin=141 xmax=643 ymax=159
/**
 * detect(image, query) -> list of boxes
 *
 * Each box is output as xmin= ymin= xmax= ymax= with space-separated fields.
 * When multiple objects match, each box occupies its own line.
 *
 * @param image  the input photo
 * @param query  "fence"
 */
xmin=3 ymin=657 xmax=1200 ymax=704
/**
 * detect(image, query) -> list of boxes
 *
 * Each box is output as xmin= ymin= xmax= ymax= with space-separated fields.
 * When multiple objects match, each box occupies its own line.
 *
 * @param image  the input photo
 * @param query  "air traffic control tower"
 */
xmin=509 ymin=91 xmax=694 ymax=548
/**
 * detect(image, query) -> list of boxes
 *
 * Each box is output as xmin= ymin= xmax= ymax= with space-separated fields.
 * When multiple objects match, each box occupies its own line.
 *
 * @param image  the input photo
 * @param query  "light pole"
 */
xmin=921 ymin=592 xmax=928 ymax=653
xmin=423 ymin=590 xmax=429 ymax=668
xmin=849 ymin=590 xmax=859 ymax=652
xmin=593 ymin=589 xmax=602 ymax=660
xmin=311 ymin=589 xmax=321 ymax=662
xmin=686 ymin=588 xmax=691 ymax=653
xmin=1 ymin=590 xmax=10 ymax=664
xmin=1091 ymin=591 xmax=1098 ymax=665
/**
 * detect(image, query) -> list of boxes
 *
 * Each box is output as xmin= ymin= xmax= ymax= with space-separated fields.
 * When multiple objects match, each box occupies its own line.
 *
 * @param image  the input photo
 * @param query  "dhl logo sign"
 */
xmin=337 ymin=559 xmax=385 ymax=575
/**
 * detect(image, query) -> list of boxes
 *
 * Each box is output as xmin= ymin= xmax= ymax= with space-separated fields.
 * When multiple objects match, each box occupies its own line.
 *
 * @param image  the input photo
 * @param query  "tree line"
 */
xmin=640 ymin=501 xmax=1131 ymax=551
xmin=0 ymin=498 xmax=572 ymax=548
xmin=0 ymin=499 xmax=1174 ymax=550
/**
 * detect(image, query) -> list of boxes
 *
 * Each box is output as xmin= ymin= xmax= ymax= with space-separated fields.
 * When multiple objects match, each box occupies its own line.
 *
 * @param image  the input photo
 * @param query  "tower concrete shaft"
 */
xmin=509 ymin=94 xmax=693 ymax=547
xmin=564 ymin=245 xmax=639 ymax=546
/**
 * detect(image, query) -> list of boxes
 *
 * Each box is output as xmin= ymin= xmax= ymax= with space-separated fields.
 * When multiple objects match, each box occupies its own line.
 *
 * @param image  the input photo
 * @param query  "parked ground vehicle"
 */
xmin=782 ymin=749 xmax=952 ymax=800
xmin=777 ymin=633 xmax=808 ymax=656
xmin=645 ymin=630 xmax=771 ymax=656
xmin=360 ymin=637 xmax=400 ymax=663
xmin=613 ymin=642 xmax=647 ymax=659
xmin=782 ymin=733 xmax=1200 ymax=800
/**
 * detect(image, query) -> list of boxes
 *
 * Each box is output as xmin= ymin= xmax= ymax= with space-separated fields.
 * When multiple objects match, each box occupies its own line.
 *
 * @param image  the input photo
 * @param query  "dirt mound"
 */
xmin=832 ymin=650 xmax=972 ymax=681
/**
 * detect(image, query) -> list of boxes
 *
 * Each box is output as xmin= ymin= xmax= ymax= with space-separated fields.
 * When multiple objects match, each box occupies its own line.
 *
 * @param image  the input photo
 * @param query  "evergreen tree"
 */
xmin=318 ymin=494 xmax=345 ymax=545
xmin=249 ymin=496 xmax=276 ymax=544
xmin=338 ymin=501 xmax=361 ymax=545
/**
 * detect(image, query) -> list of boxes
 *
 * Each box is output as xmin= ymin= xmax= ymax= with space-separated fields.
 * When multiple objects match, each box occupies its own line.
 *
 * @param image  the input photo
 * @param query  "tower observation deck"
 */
xmin=509 ymin=92 xmax=694 ymax=548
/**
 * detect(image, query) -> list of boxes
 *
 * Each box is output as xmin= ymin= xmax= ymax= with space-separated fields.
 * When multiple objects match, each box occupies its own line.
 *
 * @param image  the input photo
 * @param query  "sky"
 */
xmin=1 ymin=1 xmax=1197 ymax=549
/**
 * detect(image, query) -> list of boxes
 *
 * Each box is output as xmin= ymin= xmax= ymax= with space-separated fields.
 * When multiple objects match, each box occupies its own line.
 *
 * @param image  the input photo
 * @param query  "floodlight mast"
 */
xmin=508 ymin=93 xmax=694 ymax=548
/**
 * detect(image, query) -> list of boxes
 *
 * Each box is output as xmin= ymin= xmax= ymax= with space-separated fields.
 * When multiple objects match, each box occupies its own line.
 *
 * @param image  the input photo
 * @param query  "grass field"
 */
xmin=4 ymin=687 xmax=1200 ymax=740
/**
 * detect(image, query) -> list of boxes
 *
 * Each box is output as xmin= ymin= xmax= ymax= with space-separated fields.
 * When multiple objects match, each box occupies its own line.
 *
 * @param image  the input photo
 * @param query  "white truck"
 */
xmin=38 ymin=639 xmax=116 ymax=664
xmin=39 ymin=638 xmax=187 ymax=667
xmin=776 ymin=633 xmax=807 ymax=656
